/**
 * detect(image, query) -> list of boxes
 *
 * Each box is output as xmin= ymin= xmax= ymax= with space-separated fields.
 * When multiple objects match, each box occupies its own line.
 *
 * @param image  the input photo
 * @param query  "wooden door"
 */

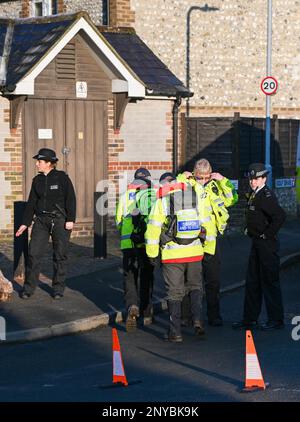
xmin=65 ymin=100 xmax=107 ymax=222
xmin=24 ymin=99 xmax=107 ymax=223
xmin=24 ymin=98 xmax=65 ymax=197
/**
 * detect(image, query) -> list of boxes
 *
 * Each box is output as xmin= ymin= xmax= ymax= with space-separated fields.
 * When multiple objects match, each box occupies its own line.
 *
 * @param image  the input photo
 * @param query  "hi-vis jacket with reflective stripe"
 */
xmin=145 ymin=185 xmax=209 ymax=264
xmin=115 ymin=183 xmax=156 ymax=250
xmin=177 ymin=175 xmax=238 ymax=255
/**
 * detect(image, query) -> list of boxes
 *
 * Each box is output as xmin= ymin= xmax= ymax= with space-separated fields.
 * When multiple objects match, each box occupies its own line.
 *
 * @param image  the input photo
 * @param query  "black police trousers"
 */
xmin=122 ymin=248 xmax=154 ymax=316
xmin=202 ymin=246 xmax=221 ymax=321
xmin=24 ymin=215 xmax=71 ymax=295
xmin=243 ymin=237 xmax=284 ymax=322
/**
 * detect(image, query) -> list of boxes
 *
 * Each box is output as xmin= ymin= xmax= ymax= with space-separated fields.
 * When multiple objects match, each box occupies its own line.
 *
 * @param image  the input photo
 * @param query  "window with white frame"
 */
xmin=32 ymin=0 xmax=57 ymax=17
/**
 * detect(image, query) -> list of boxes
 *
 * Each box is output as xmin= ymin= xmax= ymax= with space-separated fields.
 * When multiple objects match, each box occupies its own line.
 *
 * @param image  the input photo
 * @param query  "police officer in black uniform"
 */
xmin=233 ymin=163 xmax=286 ymax=330
xmin=16 ymin=148 xmax=76 ymax=299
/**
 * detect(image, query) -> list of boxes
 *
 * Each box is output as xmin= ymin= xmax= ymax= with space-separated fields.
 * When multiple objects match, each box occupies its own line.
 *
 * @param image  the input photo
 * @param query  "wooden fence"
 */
xmin=184 ymin=113 xmax=299 ymax=179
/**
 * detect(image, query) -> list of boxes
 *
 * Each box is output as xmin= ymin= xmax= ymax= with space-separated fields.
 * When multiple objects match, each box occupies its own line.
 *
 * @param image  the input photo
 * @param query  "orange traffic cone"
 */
xmin=242 ymin=330 xmax=269 ymax=392
xmin=112 ymin=328 xmax=128 ymax=387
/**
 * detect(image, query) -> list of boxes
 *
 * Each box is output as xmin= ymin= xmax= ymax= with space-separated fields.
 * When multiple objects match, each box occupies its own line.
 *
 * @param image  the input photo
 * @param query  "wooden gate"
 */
xmin=23 ymin=98 xmax=107 ymax=222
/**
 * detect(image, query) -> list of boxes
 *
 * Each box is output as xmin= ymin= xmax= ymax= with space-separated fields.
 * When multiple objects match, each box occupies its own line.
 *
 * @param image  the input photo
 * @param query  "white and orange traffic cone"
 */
xmin=242 ymin=330 xmax=269 ymax=392
xmin=112 ymin=328 xmax=128 ymax=387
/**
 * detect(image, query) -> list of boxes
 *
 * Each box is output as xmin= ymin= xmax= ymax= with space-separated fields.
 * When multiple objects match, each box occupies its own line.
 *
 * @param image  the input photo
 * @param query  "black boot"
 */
xmin=181 ymin=293 xmax=193 ymax=327
xmin=126 ymin=305 xmax=140 ymax=332
xmin=190 ymin=289 xmax=202 ymax=322
xmin=190 ymin=289 xmax=205 ymax=336
xmin=165 ymin=300 xmax=183 ymax=343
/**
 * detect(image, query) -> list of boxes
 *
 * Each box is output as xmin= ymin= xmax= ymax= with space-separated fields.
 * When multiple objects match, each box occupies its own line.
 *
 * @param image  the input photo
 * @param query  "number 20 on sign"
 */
xmin=261 ymin=76 xmax=278 ymax=95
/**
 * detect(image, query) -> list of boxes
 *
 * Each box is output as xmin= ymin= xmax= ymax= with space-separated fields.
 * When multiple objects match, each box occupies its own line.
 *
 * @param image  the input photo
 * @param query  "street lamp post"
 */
xmin=186 ymin=4 xmax=219 ymax=117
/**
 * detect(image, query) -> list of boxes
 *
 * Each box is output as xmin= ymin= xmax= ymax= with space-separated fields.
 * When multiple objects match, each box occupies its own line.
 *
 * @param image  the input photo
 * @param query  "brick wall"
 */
xmin=1 ymin=0 xmax=136 ymax=27
xmin=70 ymin=98 xmax=175 ymax=237
xmin=70 ymin=222 xmax=93 ymax=238
xmin=118 ymin=101 xmax=171 ymax=162
xmin=57 ymin=0 xmax=65 ymax=13
xmin=109 ymin=0 xmax=135 ymax=27
xmin=0 ymin=1 xmax=65 ymax=18
xmin=113 ymin=99 xmax=173 ymax=186
xmin=20 ymin=0 xmax=30 ymax=17
xmin=106 ymin=98 xmax=173 ymax=230
xmin=0 ymin=0 xmax=135 ymax=26
xmin=183 ymin=105 xmax=300 ymax=120
xmin=0 ymin=96 xmax=98 ymax=240
xmin=0 ymin=97 xmax=23 ymax=241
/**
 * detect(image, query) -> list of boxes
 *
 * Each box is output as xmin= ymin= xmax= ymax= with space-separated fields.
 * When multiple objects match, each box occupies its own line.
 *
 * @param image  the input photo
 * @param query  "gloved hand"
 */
xmin=199 ymin=226 xmax=206 ymax=243
xmin=148 ymin=257 xmax=158 ymax=267
xmin=259 ymin=233 xmax=267 ymax=240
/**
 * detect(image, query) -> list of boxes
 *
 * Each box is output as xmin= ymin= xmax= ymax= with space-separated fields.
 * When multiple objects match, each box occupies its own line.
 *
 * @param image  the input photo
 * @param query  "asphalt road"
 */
xmin=0 ymin=263 xmax=299 ymax=403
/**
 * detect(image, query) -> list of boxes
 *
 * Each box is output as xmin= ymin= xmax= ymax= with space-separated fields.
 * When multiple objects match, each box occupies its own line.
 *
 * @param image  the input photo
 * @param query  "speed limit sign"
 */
xmin=261 ymin=76 xmax=278 ymax=95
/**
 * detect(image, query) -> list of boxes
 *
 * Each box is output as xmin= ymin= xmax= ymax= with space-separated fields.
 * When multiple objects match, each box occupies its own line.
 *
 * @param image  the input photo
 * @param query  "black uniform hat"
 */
xmin=159 ymin=172 xmax=175 ymax=184
xmin=134 ymin=167 xmax=151 ymax=179
xmin=33 ymin=148 xmax=58 ymax=162
xmin=248 ymin=163 xmax=269 ymax=179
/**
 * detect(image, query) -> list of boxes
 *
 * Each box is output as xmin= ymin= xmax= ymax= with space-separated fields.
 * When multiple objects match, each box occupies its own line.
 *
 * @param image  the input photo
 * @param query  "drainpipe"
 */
xmin=172 ymin=95 xmax=182 ymax=175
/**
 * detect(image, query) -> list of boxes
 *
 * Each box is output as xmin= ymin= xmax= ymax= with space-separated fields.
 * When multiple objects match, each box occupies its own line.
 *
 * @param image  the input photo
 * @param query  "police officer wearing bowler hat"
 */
xmin=233 ymin=163 xmax=286 ymax=331
xmin=16 ymin=148 xmax=76 ymax=299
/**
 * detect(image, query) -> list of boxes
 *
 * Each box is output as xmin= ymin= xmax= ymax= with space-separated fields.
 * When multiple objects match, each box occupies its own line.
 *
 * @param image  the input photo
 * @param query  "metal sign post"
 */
xmin=296 ymin=125 xmax=300 ymax=215
xmin=265 ymin=0 xmax=273 ymax=188
xmin=261 ymin=74 xmax=278 ymax=188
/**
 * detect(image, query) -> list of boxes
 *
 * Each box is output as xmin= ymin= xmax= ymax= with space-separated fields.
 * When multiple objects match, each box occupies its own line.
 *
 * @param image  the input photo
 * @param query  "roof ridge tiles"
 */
xmin=97 ymin=26 xmax=136 ymax=34
xmin=0 ymin=11 xmax=87 ymax=25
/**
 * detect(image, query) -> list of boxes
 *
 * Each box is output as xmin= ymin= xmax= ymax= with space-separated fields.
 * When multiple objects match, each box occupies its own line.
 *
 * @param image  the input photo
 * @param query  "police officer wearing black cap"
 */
xmin=233 ymin=163 xmax=286 ymax=330
xmin=115 ymin=167 xmax=156 ymax=331
xmin=16 ymin=148 xmax=76 ymax=299
xmin=159 ymin=172 xmax=176 ymax=185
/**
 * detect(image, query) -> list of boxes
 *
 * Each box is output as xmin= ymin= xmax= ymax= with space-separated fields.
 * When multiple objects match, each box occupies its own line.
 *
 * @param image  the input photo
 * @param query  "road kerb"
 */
xmin=3 ymin=251 xmax=300 ymax=345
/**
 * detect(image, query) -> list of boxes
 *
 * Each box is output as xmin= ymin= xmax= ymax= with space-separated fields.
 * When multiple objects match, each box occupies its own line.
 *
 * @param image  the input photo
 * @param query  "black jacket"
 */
xmin=22 ymin=169 xmax=76 ymax=226
xmin=245 ymin=185 xmax=286 ymax=239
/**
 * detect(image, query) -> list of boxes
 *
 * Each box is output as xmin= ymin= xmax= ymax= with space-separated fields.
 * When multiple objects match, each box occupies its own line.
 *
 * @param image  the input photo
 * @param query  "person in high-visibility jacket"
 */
xmin=115 ymin=167 xmax=156 ymax=331
xmin=178 ymin=159 xmax=238 ymax=326
xmin=145 ymin=179 xmax=211 ymax=342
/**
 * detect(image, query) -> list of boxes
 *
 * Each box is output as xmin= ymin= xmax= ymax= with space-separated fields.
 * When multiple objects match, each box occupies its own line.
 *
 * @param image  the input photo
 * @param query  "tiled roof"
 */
xmin=0 ymin=13 xmax=191 ymax=98
xmin=0 ymin=15 xmax=75 ymax=88
xmin=0 ymin=25 xmax=6 ymax=52
xmin=101 ymin=31 xmax=190 ymax=97
xmin=7 ymin=21 xmax=73 ymax=86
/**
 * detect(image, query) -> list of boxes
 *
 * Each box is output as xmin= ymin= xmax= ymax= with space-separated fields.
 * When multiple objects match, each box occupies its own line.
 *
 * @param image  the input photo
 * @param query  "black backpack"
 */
xmin=130 ymin=184 xmax=156 ymax=245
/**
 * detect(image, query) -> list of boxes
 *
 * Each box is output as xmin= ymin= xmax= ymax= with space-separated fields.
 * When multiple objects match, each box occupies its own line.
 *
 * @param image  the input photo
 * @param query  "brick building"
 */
xmin=2 ymin=0 xmax=298 ymax=117
xmin=0 ymin=0 xmax=299 ymax=241
xmin=0 ymin=8 xmax=190 ymax=240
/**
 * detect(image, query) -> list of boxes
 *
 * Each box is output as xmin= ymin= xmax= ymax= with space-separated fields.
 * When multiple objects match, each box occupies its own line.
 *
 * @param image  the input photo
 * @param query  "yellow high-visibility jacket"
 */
xmin=115 ymin=184 xmax=156 ymax=250
xmin=145 ymin=185 xmax=211 ymax=263
xmin=176 ymin=175 xmax=238 ymax=255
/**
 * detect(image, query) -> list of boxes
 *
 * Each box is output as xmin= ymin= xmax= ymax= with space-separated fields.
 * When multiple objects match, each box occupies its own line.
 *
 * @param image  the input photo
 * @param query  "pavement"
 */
xmin=0 ymin=218 xmax=300 ymax=344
